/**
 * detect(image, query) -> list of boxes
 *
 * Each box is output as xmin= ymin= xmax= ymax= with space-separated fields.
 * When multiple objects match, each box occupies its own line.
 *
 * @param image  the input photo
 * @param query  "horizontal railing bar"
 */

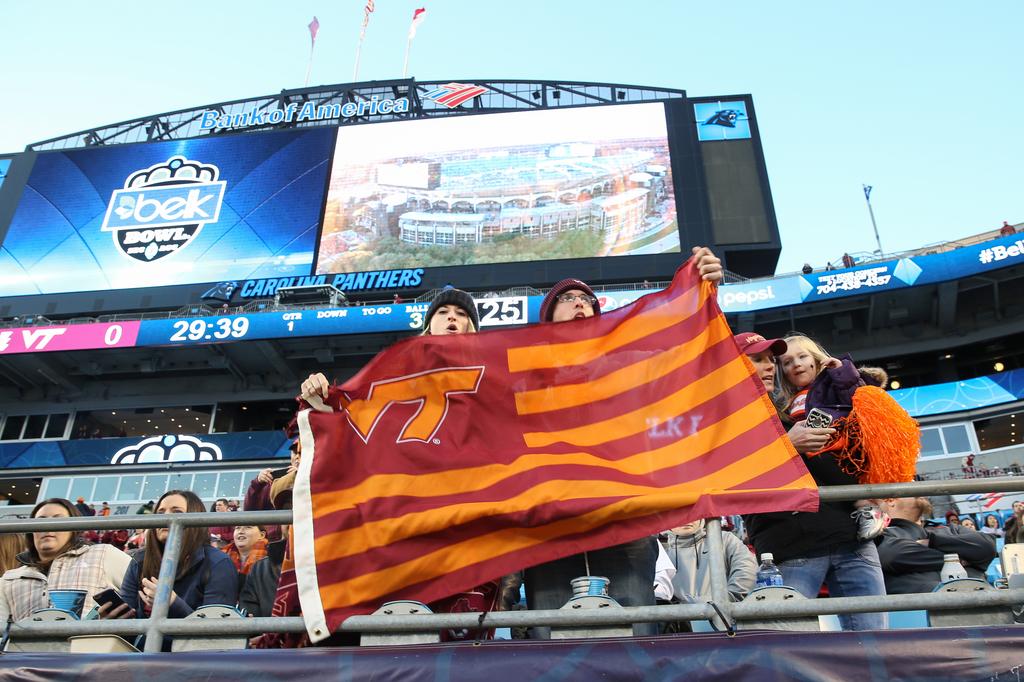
xmin=8 ymin=589 xmax=1024 ymax=638
xmin=818 ymin=477 xmax=1024 ymax=501
xmin=730 ymin=587 xmax=1024 ymax=619
xmin=0 ymin=510 xmax=293 ymax=532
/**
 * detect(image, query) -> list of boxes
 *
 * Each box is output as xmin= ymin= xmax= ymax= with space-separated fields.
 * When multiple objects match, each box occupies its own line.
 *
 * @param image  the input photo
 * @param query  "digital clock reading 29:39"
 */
xmin=168 ymin=317 xmax=251 ymax=342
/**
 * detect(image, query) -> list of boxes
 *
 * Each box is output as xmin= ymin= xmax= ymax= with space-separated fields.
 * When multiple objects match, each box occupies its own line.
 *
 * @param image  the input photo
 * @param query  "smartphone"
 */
xmin=93 ymin=588 xmax=126 ymax=610
xmin=270 ymin=467 xmax=291 ymax=479
xmin=805 ymin=408 xmax=834 ymax=430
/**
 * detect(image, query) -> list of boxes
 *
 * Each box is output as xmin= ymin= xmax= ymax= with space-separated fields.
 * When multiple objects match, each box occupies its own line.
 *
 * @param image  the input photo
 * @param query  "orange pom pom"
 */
xmin=850 ymin=385 xmax=920 ymax=484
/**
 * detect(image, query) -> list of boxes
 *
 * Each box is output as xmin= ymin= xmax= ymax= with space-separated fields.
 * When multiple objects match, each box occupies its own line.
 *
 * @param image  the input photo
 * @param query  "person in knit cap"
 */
xmin=523 ymin=246 xmax=724 ymax=638
xmin=420 ymin=287 xmax=479 ymax=335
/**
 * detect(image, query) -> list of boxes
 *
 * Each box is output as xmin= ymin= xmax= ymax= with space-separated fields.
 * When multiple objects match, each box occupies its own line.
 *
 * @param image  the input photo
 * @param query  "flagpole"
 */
xmin=402 ymin=34 xmax=412 ymax=77
xmin=862 ymin=184 xmax=883 ymax=256
xmin=305 ymin=41 xmax=315 ymax=87
xmin=354 ymin=26 xmax=367 ymax=81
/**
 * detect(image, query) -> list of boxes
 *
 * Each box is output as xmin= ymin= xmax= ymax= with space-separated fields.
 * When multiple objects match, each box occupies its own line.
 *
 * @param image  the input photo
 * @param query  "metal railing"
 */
xmin=3 ymin=477 xmax=1024 ymax=652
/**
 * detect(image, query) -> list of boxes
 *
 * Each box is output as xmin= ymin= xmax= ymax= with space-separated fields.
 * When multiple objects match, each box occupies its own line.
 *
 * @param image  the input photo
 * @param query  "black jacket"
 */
xmin=746 ymin=446 xmax=861 ymax=563
xmin=238 ymin=539 xmax=285 ymax=618
xmin=875 ymin=518 xmax=997 ymax=594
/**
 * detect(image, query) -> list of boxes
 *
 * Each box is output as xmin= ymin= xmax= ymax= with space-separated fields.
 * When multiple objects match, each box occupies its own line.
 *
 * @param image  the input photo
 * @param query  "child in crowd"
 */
xmin=777 ymin=334 xmax=919 ymax=540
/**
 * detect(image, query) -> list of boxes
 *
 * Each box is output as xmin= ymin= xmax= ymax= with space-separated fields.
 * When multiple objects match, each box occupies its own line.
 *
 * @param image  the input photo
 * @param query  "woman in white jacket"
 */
xmin=0 ymin=498 xmax=131 ymax=623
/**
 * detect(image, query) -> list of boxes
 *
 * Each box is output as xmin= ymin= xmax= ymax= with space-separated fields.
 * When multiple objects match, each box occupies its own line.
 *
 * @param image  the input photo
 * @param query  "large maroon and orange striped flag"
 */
xmin=292 ymin=259 xmax=818 ymax=642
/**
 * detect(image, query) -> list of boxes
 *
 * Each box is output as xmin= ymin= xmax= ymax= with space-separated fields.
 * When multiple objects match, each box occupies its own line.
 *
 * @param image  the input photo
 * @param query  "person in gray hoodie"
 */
xmin=661 ymin=519 xmax=757 ymax=608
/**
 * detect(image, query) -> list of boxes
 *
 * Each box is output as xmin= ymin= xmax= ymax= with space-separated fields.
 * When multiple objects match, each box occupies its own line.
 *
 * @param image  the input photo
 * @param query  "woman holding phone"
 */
xmin=109 ymin=490 xmax=238 ymax=646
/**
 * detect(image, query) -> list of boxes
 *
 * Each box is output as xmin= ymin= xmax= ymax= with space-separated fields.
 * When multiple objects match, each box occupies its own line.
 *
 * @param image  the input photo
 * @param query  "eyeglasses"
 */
xmin=556 ymin=293 xmax=597 ymax=306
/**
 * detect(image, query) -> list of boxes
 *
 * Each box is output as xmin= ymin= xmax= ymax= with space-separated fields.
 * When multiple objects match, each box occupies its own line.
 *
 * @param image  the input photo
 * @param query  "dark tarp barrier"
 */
xmin=2 ymin=626 xmax=1022 ymax=681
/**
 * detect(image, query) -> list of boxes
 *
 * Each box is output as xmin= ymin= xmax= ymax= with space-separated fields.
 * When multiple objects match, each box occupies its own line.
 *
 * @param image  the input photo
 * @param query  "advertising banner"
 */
xmin=314 ymin=102 xmax=681 ymax=276
xmin=0 ymin=128 xmax=335 ymax=296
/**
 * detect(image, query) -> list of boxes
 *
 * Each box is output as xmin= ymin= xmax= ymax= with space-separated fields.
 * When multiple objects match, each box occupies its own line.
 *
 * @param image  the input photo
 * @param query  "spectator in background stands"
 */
xmin=1000 ymin=221 xmax=1016 ymax=236
xmin=961 ymin=517 xmax=977 ymax=530
xmin=982 ymin=514 xmax=1004 ymax=538
xmin=99 ymin=502 xmax=111 ymax=517
xmin=802 ymin=263 xmax=813 ymax=274
xmin=1005 ymin=501 xmax=1024 ymax=543
xmin=74 ymin=497 xmax=95 ymax=517
xmin=209 ymin=498 xmax=234 ymax=545
xmin=876 ymin=497 xmax=996 ymax=594
xmin=841 ymin=252 xmax=855 ymax=268
xmin=0 ymin=535 xmax=25 ymax=575
xmin=2 ymin=498 xmax=132 ymax=623
xmin=945 ymin=511 xmax=961 ymax=527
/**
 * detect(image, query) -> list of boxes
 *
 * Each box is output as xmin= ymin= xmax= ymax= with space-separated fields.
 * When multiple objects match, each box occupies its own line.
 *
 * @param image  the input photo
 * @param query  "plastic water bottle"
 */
xmin=756 ymin=553 xmax=784 ymax=588
xmin=940 ymin=553 xmax=968 ymax=581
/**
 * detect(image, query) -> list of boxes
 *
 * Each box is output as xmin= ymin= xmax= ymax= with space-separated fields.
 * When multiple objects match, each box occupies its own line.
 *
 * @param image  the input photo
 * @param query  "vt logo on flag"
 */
xmin=291 ymin=259 xmax=818 ymax=642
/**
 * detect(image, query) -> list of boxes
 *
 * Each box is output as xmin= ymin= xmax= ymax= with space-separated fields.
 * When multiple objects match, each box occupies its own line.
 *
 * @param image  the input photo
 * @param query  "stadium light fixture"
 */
xmin=994 ymin=361 xmax=1005 ymax=372
xmin=617 ymin=91 xmax=626 ymax=100
xmin=890 ymin=380 xmax=901 ymax=390
xmin=531 ymin=90 xmax=540 ymax=100
xmin=552 ymin=90 xmax=561 ymax=100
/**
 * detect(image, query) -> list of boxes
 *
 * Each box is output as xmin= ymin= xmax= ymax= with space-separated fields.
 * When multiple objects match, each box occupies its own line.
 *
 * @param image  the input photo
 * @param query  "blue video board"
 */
xmin=0 ymin=129 xmax=335 ymax=296
xmin=694 ymin=100 xmax=751 ymax=142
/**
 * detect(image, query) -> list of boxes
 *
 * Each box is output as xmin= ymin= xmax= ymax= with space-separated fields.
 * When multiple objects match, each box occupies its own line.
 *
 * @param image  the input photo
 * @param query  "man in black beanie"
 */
xmin=522 ymin=246 xmax=723 ymax=637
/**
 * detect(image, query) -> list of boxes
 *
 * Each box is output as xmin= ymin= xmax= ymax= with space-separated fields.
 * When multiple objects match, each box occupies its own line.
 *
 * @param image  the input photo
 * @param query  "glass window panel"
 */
xmin=193 ymin=473 xmax=217 ymax=500
xmin=217 ymin=472 xmax=243 ymax=498
xmin=116 ymin=476 xmax=144 ymax=501
xmin=142 ymin=475 xmax=169 ymax=501
xmin=42 ymin=477 xmax=71 ymax=499
xmin=92 ymin=477 xmax=119 ymax=504
xmin=44 ymin=414 xmax=69 ymax=439
xmin=1 ymin=416 xmax=25 ymax=440
xmin=920 ymin=428 xmax=944 ymax=458
xmin=167 ymin=473 xmax=193 ymax=493
xmin=23 ymin=415 xmax=46 ymax=440
xmin=68 ymin=477 xmax=95 ymax=504
xmin=941 ymin=425 xmax=972 ymax=455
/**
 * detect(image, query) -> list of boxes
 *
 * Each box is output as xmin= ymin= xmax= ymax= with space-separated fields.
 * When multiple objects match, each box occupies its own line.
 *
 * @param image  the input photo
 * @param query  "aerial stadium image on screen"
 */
xmin=315 ymin=101 xmax=680 ymax=274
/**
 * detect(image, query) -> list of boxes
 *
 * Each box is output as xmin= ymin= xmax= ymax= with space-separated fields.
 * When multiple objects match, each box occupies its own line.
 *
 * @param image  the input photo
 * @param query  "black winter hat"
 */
xmin=539 ymin=278 xmax=601 ymax=322
xmin=423 ymin=288 xmax=479 ymax=332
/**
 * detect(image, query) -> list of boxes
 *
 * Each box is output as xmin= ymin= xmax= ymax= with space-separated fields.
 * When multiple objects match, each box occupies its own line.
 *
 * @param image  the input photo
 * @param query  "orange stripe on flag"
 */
xmin=309 ymin=394 xmax=777 ymax=520
xmin=316 ymin=437 xmax=803 ymax=611
xmin=514 ymin=315 xmax=733 ymax=415
xmin=522 ymin=354 xmax=751 ymax=448
xmin=506 ymin=281 xmax=708 ymax=373
xmin=310 ymin=401 xmax=787 ymax=564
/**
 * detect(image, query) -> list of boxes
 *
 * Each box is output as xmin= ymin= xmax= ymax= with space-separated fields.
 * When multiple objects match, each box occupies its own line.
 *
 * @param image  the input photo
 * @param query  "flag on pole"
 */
xmin=308 ymin=16 xmax=320 ymax=47
xmin=363 ymin=0 xmax=375 ymax=28
xmin=290 ymin=259 xmax=818 ymax=642
xmin=863 ymin=184 xmax=873 ymax=200
xmin=408 ymin=7 xmax=426 ymax=38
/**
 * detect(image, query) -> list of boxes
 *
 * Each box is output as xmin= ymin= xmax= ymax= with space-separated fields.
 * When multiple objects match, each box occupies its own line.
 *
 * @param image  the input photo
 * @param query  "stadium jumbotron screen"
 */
xmin=314 ymin=102 xmax=680 ymax=275
xmin=0 ymin=128 xmax=334 ymax=296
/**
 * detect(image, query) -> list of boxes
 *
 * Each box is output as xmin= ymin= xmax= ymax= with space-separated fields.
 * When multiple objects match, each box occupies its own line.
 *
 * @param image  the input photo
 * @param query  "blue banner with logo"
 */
xmin=0 ymin=431 xmax=290 ymax=469
xmin=0 ymin=128 xmax=335 ymax=296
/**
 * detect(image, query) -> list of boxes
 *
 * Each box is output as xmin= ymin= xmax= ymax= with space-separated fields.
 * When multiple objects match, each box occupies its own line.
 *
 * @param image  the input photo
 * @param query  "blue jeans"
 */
xmin=524 ymin=537 xmax=658 ymax=637
xmin=777 ymin=540 xmax=888 ymax=631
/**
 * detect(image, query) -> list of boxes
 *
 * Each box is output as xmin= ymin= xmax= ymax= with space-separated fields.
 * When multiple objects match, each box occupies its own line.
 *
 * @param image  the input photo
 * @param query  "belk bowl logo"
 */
xmin=100 ymin=156 xmax=226 ymax=262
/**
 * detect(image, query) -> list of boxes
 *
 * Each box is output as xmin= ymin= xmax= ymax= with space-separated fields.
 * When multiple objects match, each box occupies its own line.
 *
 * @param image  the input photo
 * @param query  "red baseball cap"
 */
xmin=734 ymin=332 xmax=787 ymax=356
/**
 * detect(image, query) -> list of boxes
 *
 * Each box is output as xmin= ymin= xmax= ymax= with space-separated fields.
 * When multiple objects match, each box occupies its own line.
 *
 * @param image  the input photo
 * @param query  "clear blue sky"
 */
xmin=1 ymin=1 xmax=1020 ymax=274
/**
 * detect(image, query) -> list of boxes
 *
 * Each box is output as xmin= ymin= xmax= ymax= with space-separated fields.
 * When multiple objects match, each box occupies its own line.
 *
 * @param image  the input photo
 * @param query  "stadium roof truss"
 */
xmin=27 ymin=79 xmax=688 ymax=151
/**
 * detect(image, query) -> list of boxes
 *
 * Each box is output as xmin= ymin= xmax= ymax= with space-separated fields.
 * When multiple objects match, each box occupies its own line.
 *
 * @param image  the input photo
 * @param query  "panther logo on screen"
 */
xmin=100 ymin=156 xmax=226 ymax=263
xmin=702 ymin=109 xmax=744 ymax=128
